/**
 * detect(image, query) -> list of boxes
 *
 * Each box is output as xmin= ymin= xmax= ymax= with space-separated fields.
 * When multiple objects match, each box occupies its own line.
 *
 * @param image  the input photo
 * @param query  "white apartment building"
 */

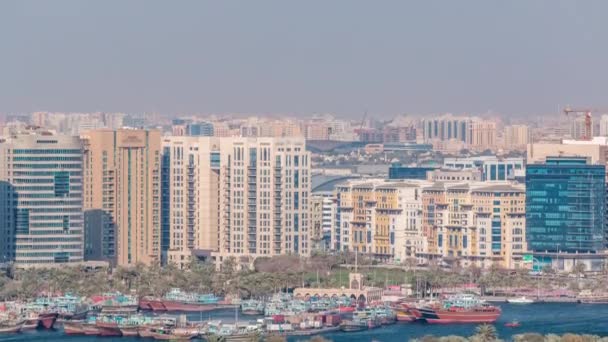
xmin=161 ymin=136 xmax=221 ymax=269
xmin=161 ymin=137 xmax=311 ymax=267
xmin=218 ymin=137 xmax=311 ymax=262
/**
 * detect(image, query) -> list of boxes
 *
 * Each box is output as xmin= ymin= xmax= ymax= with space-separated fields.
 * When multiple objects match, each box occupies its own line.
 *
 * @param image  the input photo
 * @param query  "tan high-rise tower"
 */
xmin=83 ymin=129 xmax=161 ymax=266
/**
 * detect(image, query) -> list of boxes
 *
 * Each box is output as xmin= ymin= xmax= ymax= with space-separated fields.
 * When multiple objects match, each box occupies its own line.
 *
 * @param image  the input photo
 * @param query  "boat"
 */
xmin=100 ymin=293 xmax=139 ymax=313
xmin=150 ymin=326 xmax=197 ymax=340
xmin=340 ymin=319 xmax=368 ymax=332
xmin=240 ymin=299 xmax=264 ymax=315
xmin=507 ymin=296 xmax=535 ymax=304
xmin=411 ymin=294 xmax=501 ymax=324
xmin=0 ymin=321 xmax=22 ymax=334
xmin=120 ymin=326 xmax=140 ymax=336
xmin=63 ymin=321 xmax=85 ymax=335
xmin=396 ymin=310 xmax=416 ymax=322
xmin=150 ymin=288 xmax=223 ymax=312
xmin=37 ymin=312 xmax=58 ymax=329
xmin=21 ymin=312 xmax=40 ymax=330
xmin=505 ymin=320 xmax=521 ymax=328
xmin=577 ymin=290 xmax=608 ymax=304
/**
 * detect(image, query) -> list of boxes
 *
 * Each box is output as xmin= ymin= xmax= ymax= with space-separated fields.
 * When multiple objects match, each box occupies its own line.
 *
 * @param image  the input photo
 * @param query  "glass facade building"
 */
xmin=526 ymin=157 xmax=605 ymax=254
xmin=0 ymin=133 xmax=84 ymax=266
xmin=388 ymin=164 xmax=437 ymax=180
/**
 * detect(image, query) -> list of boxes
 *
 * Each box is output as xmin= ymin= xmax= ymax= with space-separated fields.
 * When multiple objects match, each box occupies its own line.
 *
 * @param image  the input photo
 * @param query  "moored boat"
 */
xmin=38 ymin=312 xmax=58 ymax=329
xmin=507 ymin=296 xmax=535 ymax=304
xmin=412 ymin=294 xmax=501 ymax=324
xmin=120 ymin=326 xmax=140 ymax=336
xmin=340 ymin=319 xmax=368 ymax=332
xmin=21 ymin=312 xmax=39 ymax=330
xmin=0 ymin=322 xmax=22 ymax=334
xmin=82 ymin=323 xmax=101 ymax=335
xmin=155 ymin=288 xmax=223 ymax=312
xmin=240 ymin=299 xmax=264 ymax=315
xmin=63 ymin=321 xmax=85 ymax=335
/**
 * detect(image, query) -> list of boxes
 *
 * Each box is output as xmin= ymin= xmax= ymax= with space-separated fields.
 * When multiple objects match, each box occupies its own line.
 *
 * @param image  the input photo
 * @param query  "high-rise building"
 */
xmin=0 ymin=130 xmax=84 ymax=267
xmin=600 ymin=115 xmax=608 ymax=137
xmin=82 ymin=129 xmax=162 ymax=266
xmin=470 ymin=120 xmax=497 ymax=150
xmin=160 ymin=136 xmax=221 ymax=269
xmin=526 ymin=156 xmax=606 ymax=271
xmin=504 ymin=124 xmax=531 ymax=150
xmin=161 ymin=136 xmax=311 ymax=266
xmin=421 ymin=115 xmax=471 ymax=144
xmin=217 ymin=137 xmax=311 ymax=262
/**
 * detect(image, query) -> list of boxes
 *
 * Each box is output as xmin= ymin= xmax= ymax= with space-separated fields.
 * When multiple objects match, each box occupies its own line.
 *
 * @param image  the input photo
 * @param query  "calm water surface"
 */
xmin=1 ymin=303 xmax=607 ymax=342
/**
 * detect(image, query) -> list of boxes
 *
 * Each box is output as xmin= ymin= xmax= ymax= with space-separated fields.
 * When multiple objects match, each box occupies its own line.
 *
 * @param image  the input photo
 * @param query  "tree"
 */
xmin=471 ymin=324 xmax=498 ymax=342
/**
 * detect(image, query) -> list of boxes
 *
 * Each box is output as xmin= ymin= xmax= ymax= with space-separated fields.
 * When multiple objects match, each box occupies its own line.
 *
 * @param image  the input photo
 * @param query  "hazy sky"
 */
xmin=1 ymin=1 xmax=606 ymax=118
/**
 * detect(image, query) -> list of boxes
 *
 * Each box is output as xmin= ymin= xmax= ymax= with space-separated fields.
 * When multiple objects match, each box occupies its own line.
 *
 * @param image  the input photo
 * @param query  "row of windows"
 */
xmin=16 ymin=237 xmax=82 ymax=243
xmin=12 ymin=156 xmax=82 ymax=162
xmin=12 ymin=171 xmax=82 ymax=177
xmin=12 ymin=163 xmax=81 ymax=169
xmin=12 ymin=149 xmax=82 ymax=154
xmin=14 ymin=244 xmax=82 ymax=250
xmin=15 ymin=251 xmax=82 ymax=257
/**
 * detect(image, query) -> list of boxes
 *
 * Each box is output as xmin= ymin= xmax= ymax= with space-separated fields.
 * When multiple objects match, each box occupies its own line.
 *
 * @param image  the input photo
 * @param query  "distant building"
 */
xmin=600 ymin=115 xmax=608 ymax=137
xmin=504 ymin=125 xmax=531 ymax=150
xmin=526 ymin=156 xmax=606 ymax=271
xmin=443 ymin=157 xmax=525 ymax=182
xmin=422 ymin=115 xmax=471 ymax=144
xmin=0 ymin=130 xmax=84 ymax=267
xmin=187 ymin=122 xmax=214 ymax=136
xmin=388 ymin=164 xmax=437 ymax=180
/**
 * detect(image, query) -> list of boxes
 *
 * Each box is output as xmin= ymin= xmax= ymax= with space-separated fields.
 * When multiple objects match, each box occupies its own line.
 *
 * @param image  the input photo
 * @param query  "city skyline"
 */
xmin=1 ymin=1 xmax=608 ymax=117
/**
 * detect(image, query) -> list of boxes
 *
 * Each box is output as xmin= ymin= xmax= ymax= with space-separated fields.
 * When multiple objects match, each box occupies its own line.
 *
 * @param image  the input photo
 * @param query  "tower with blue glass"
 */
xmin=526 ymin=156 xmax=606 ymax=270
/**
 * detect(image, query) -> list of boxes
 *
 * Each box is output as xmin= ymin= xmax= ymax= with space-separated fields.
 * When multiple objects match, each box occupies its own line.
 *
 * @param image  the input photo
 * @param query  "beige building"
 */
xmin=83 ymin=129 xmax=162 ymax=266
xmin=527 ymin=141 xmax=608 ymax=164
xmin=335 ymin=180 xmax=427 ymax=262
xmin=504 ymin=125 xmax=531 ymax=150
xmin=471 ymin=184 xmax=526 ymax=269
xmin=420 ymin=182 xmax=526 ymax=268
xmin=470 ymin=120 xmax=497 ymax=151
xmin=161 ymin=136 xmax=221 ymax=269
xmin=216 ymin=137 xmax=311 ymax=263
xmin=160 ymin=137 xmax=311 ymax=268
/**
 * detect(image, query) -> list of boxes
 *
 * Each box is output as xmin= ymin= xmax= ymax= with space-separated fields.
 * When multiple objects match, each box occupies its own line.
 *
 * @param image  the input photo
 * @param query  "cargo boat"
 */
xmin=340 ymin=319 xmax=368 ymax=332
xmin=240 ymin=299 xmax=264 ymax=315
xmin=63 ymin=321 xmax=85 ymax=335
xmin=38 ymin=312 xmax=58 ymax=329
xmin=145 ymin=288 xmax=223 ymax=312
xmin=411 ymin=294 xmax=501 ymax=324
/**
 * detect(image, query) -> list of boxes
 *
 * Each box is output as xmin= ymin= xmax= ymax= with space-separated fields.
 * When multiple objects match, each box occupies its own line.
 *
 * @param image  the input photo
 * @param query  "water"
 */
xmin=1 ymin=303 xmax=608 ymax=342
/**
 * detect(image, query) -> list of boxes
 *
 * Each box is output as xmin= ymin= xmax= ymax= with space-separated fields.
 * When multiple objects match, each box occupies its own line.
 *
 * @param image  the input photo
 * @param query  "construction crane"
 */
xmin=563 ymin=106 xmax=593 ymax=140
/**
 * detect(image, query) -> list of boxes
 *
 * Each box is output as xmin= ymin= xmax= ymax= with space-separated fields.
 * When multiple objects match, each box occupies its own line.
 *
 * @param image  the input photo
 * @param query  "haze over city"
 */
xmin=4 ymin=2 xmax=608 ymax=342
xmin=1 ymin=1 xmax=607 ymax=117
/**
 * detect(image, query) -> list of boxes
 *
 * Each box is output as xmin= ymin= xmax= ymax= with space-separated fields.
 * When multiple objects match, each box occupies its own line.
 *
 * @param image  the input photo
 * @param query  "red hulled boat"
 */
xmin=411 ymin=294 xmax=501 ymax=324
xmin=38 ymin=312 xmax=58 ymax=329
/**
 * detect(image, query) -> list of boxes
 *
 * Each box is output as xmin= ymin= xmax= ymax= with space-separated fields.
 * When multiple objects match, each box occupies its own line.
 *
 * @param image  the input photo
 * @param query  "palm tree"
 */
xmin=472 ymin=324 xmax=498 ymax=342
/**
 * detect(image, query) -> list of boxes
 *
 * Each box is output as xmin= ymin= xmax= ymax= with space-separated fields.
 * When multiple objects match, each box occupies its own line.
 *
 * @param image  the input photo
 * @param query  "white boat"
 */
xmin=507 ymin=296 xmax=535 ymax=304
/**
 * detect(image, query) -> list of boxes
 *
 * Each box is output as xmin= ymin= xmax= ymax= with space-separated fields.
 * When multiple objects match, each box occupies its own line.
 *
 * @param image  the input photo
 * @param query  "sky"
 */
xmin=0 ymin=1 xmax=607 ymax=118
